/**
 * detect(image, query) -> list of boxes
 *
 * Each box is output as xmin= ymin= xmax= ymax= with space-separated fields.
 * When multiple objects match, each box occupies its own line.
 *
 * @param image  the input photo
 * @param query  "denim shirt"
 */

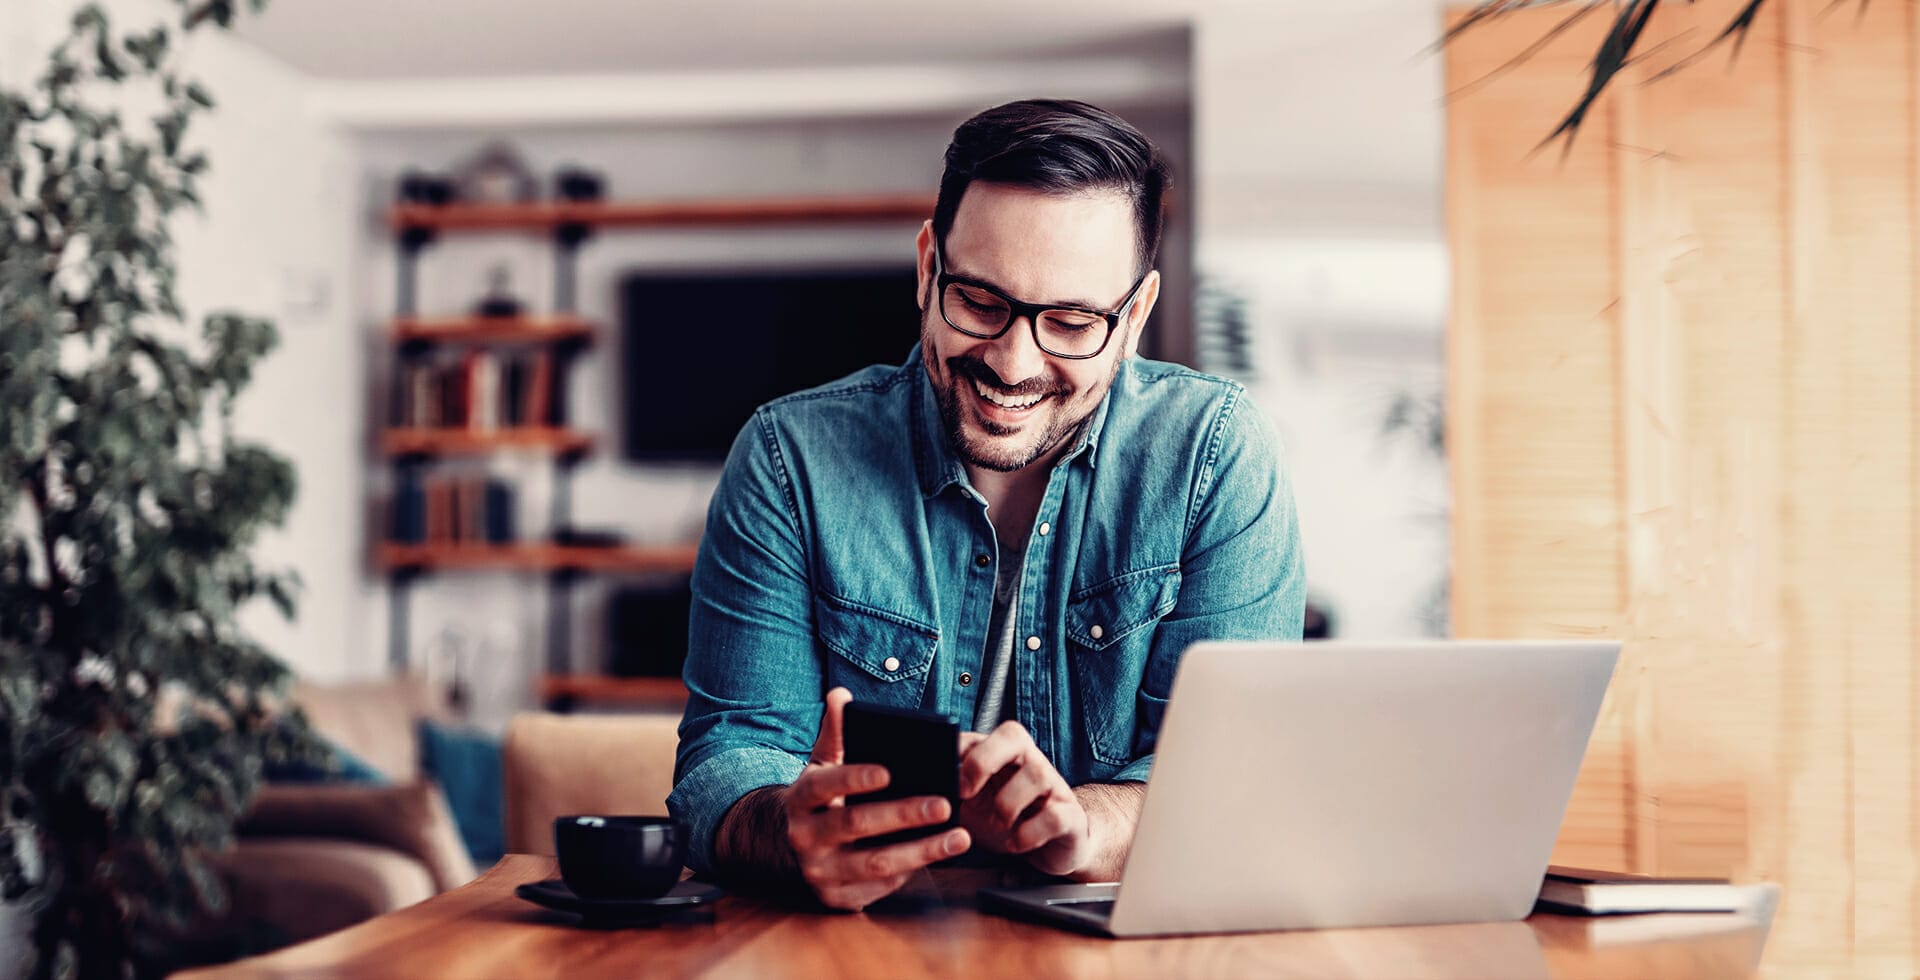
xmin=668 ymin=347 xmax=1305 ymax=872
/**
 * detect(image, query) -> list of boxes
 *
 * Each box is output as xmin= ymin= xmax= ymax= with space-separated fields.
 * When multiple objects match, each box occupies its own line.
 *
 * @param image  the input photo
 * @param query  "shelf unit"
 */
xmin=537 ymin=675 xmax=690 ymax=713
xmin=392 ymin=314 xmax=595 ymax=346
xmin=380 ymin=192 xmax=933 ymax=708
xmin=381 ymin=426 xmax=595 ymax=458
xmin=377 ymin=541 xmax=700 ymax=574
xmin=388 ymin=193 xmax=933 ymax=233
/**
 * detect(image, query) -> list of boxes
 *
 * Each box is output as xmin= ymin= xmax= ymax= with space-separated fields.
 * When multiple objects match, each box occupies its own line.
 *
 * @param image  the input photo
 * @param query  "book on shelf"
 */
xmin=392 ymin=475 xmax=516 ymax=548
xmin=393 ymin=351 xmax=561 ymax=433
xmin=502 ymin=357 xmax=528 ymax=427
xmin=1538 ymin=866 xmax=1764 ymax=916
xmin=465 ymin=350 xmax=500 ymax=432
xmin=456 ymin=476 xmax=478 ymax=541
xmin=484 ymin=478 xmax=515 ymax=542
xmin=391 ymin=470 xmax=426 ymax=543
xmin=524 ymin=351 xmax=553 ymax=427
xmin=397 ymin=363 xmax=436 ymax=427
xmin=422 ymin=477 xmax=444 ymax=542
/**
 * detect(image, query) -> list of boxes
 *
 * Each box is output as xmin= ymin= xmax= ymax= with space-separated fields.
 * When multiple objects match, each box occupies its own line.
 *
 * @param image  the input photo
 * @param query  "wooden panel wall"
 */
xmin=1445 ymin=2 xmax=1918 ymax=975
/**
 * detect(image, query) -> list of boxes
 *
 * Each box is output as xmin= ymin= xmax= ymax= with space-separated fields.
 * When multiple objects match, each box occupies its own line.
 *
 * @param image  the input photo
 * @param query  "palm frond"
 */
xmin=1645 ymin=0 xmax=1770 ymax=83
xmin=1444 ymin=1 xmax=1609 ymax=106
xmin=1536 ymin=0 xmax=1664 ymax=155
xmin=1444 ymin=0 xmax=1883 ymax=149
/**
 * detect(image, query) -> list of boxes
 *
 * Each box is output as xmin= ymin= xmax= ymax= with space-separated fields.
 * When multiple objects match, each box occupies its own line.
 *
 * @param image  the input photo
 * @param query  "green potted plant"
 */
xmin=0 ymin=2 xmax=320 ymax=976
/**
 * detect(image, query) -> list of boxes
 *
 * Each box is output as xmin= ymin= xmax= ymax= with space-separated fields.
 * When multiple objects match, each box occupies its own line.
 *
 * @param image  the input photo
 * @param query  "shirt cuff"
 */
xmin=1112 ymin=754 xmax=1155 ymax=784
xmin=668 ymin=745 xmax=807 ymax=874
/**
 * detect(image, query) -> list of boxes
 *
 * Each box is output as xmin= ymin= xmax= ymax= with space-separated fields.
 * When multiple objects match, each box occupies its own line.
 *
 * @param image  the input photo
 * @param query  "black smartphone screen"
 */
xmin=841 ymin=701 xmax=961 ymax=848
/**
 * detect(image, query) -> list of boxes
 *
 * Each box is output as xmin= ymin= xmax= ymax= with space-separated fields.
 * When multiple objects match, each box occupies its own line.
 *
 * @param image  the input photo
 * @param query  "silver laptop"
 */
xmin=978 ymin=640 xmax=1619 ymax=938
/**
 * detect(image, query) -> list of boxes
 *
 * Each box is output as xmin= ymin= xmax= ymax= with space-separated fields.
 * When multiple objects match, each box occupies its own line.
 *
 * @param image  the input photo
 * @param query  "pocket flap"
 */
xmin=814 ymin=593 xmax=939 ymax=682
xmin=1066 ymin=565 xmax=1181 ymax=651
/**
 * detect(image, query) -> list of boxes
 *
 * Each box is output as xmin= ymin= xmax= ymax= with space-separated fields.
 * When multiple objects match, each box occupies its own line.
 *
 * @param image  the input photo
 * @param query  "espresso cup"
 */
xmin=553 ymin=815 xmax=685 ymax=900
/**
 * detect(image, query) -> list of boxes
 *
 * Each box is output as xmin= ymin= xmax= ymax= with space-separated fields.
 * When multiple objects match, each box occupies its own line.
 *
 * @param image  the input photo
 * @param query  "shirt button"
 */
xmin=1026 ymin=636 xmax=1041 ymax=651
xmin=1090 ymin=625 xmax=1105 ymax=640
xmin=883 ymin=656 xmax=901 ymax=672
xmin=1038 ymin=522 xmax=1051 ymax=536
xmin=959 ymin=671 xmax=972 ymax=686
xmin=974 ymin=553 xmax=991 ymax=568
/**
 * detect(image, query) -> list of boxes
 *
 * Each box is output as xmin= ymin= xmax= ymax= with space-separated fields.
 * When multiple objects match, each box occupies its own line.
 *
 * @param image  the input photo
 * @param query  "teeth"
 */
xmin=974 ymin=380 xmax=1043 ymax=410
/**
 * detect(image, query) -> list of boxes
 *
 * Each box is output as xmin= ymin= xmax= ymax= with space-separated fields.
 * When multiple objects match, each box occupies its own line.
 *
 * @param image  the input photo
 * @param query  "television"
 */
xmin=620 ymin=267 xmax=920 ymax=462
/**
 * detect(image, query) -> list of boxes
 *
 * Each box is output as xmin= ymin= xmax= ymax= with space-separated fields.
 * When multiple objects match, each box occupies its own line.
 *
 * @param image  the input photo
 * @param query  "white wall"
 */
xmin=169 ymin=30 xmax=363 ymax=682
xmin=1195 ymin=6 xmax=1450 ymax=639
xmin=1 ymin=5 xmax=34 ymax=91
xmin=6 ymin=0 xmax=362 ymax=681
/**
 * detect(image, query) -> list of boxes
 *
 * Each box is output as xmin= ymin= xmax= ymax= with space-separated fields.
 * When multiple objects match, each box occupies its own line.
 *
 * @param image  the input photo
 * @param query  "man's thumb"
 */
xmin=810 ymin=687 xmax=853 ymax=765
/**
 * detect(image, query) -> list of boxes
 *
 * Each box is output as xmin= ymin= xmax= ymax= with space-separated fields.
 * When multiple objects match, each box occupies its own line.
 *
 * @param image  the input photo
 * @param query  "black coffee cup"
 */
xmin=553 ymin=815 xmax=685 ymax=899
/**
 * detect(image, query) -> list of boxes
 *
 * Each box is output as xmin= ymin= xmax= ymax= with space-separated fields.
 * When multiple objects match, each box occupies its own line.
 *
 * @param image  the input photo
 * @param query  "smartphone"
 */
xmin=841 ymin=701 xmax=961 ymax=848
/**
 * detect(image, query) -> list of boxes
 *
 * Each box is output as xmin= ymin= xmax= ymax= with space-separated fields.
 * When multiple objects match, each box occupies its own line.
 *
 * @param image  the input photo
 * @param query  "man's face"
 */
xmin=915 ymin=183 xmax=1159 ymax=475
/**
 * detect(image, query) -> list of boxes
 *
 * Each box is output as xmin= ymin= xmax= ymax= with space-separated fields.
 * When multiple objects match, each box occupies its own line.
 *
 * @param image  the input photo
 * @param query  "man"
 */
xmin=668 ymin=99 xmax=1304 ymax=911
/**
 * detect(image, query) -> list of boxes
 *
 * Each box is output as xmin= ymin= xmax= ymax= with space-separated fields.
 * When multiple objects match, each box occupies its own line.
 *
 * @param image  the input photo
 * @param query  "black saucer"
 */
xmin=515 ymin=878 xmax=723 ymax=928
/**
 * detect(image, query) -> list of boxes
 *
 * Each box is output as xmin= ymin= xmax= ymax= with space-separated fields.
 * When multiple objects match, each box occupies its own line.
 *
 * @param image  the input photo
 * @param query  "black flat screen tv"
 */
xmin=621 ymin=267 xmax=920 ymax=462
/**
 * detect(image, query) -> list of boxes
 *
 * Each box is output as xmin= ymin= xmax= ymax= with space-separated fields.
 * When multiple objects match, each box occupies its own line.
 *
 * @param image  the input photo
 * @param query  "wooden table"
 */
xmin=176 ymin=855 xmax=1775 ymax=979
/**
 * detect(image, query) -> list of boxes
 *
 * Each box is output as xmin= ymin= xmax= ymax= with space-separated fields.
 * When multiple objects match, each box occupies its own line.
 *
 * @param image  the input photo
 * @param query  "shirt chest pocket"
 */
xmin=1066 ymin=564 xmax=1181 ymax=767
xmin=813 ymin=592 xmax=939 ymax=710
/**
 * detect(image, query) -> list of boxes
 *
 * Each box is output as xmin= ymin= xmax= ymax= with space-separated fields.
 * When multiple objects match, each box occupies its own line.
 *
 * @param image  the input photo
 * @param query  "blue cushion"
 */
xmin=417 ymin=720 xmax=504 ymax=867
xmin=266 ymin=728 xmax=389 ymax=785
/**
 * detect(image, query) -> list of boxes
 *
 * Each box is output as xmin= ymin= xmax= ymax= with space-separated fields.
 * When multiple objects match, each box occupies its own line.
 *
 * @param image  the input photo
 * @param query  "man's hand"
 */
xmin=778 ymin=687 xmax=971 ymax=910
xmin=956 ymin=721 xmax=1097 ymax=877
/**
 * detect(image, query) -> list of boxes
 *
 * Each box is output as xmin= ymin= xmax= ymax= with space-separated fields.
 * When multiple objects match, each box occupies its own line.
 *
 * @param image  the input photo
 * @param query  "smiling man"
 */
xmin=668 ymin=100 xmax=1305 ymax=911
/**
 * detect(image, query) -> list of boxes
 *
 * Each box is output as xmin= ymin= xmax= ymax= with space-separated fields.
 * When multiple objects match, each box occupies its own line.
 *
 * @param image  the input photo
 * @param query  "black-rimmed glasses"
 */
xmin=933 ymin=244 xmax=1148 ymax=360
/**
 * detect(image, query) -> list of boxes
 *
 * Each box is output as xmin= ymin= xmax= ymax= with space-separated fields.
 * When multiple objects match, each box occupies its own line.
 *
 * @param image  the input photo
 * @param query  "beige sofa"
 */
xmin=212 ymin=678 xmax=477 ymax=946
xmin=204 ymin=693 xmax=684 ymax=951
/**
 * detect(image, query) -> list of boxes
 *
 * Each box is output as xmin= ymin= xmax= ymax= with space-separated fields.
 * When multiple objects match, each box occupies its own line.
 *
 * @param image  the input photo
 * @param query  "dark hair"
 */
xmin=933 ymin=99 xmax=1170 ymax=275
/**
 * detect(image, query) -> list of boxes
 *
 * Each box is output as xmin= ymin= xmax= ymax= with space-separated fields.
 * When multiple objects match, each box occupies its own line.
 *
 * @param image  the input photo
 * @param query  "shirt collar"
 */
xmin=910 ymin=345 xmax=1119 ymax=500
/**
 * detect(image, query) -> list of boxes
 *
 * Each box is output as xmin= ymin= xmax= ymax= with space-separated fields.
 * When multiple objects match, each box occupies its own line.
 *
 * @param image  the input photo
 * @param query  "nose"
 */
xmin=980 ymin=315 xmax=1049 ymax=387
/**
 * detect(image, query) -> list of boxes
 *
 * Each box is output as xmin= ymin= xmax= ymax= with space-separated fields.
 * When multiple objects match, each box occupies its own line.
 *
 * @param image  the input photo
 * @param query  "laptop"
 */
xmin=978 ymin=640 xmax=1619 ymax=938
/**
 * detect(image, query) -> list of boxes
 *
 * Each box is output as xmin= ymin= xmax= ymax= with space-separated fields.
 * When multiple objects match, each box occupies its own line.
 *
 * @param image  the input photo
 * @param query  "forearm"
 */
xmin=1069 ymin=782 xmax=1146 ymax=882
xmin=712 ymin=785 xmax=800 ymax=886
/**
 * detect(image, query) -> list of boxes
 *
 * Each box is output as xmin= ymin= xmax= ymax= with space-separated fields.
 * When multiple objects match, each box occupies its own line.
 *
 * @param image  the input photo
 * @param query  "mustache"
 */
xmin=946 ymin=355 xmax=1060 ymax=398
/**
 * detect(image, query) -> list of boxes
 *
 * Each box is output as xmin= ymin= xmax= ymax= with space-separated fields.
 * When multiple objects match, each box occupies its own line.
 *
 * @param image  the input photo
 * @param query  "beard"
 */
xmin=920 ymin=308 xmax=1121 ymax=474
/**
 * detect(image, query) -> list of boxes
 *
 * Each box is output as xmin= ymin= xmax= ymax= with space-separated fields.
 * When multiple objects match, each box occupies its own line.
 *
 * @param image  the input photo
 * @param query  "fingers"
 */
xmin=959 ymin=720 xmax=1036 ymax=798
xmin=802 ymin=827 xmax=971 ymax=895
xmin=990 ymin=757 xmax=1056 ymax=828
xmin=786 ymin=761 xmax=887 ymax=812
xmin=1007 ymin=792 xmax=1077 ymax=853
xmin=810 ymin=687 xmax=854 ymax=766
xmin=802 ymin=795 xmax=951 ymax=850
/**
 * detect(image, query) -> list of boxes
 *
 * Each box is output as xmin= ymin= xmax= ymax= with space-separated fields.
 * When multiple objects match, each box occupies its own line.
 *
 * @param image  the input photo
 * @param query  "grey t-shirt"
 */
xmin=972 ymin=545 xmax=1027 ymax=734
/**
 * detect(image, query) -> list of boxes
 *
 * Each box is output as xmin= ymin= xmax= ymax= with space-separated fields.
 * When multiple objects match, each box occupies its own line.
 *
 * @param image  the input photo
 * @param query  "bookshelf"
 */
xmin=379 ymin=190 xmax=931 ymax=710
xmin=377 ymin=541 xmax=699 ymax=573
xmin=538 ymin=675 xmax=689 ymax=712
xmin=381 ymin=426 xmax=594 ymax=458
xmin=388 ymin=193 xmax=933 ymax=233
xmin=392 ymin=314 xmax=595 ymax=346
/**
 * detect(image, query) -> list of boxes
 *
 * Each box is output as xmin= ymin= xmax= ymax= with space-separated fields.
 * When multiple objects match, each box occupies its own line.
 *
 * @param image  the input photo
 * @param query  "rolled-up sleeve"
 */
xmin=668 ymin=410 xmax=823 ymax=873
xmin=1112 ymin=754 xmax=1155 ymax=784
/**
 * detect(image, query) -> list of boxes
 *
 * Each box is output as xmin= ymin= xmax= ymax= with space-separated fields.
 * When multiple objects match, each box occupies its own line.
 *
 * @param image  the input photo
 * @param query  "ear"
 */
xmin=914 ymin=220 xmax=936 ymax=312
xmin=1121 ymin=270 xmax=1161 ymax=360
